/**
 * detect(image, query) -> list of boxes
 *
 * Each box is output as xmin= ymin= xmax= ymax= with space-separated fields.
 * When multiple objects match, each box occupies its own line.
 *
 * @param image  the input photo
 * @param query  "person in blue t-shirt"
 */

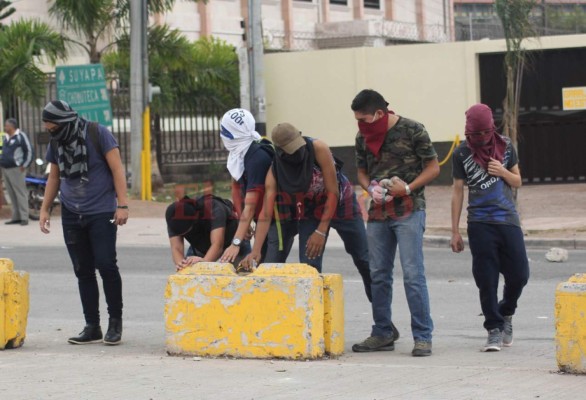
xmin=218 ymin=108 xmax=273 ymax=264
xmin=39 ymin=100 xmax=129 ymax=347
xmin=451 ymin=103 xmax=529 ymax=352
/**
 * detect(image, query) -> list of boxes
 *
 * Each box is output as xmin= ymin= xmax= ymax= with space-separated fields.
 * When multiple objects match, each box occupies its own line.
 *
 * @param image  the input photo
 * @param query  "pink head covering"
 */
xmin=464 ymin=104 xmax=506 ymax=170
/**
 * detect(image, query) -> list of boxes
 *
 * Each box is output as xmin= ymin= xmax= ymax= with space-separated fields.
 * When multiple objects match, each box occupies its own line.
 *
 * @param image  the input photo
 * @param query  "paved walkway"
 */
xmin=2 ymin=183 xmax=585 ymax=249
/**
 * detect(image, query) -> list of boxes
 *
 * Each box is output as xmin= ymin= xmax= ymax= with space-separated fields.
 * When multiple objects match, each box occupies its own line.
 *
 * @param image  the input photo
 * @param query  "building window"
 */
xmin=364 ymin=0 xmax=380 ymax=9
xmin=330 ymin=0 xmax=348 ymax=5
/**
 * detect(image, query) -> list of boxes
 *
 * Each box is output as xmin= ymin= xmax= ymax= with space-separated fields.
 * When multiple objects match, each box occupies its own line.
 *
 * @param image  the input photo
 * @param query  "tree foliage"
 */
xmin=102 ymin=25 xmax=239 ymax=111
xmin=546 ymin=5 xmax=586 ymax=34
xmin=495 ymin=0 xmax=538 ymax=148
xmin=48 ymin=0 xmax=198 ymax=63
xmin=0 ymin=19 xmax=67 ymax=105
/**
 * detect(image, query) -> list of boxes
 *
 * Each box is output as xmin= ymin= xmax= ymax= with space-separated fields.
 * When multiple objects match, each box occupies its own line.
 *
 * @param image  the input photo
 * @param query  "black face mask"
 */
xmin=279 ymin=146 xmax=306 ymax=165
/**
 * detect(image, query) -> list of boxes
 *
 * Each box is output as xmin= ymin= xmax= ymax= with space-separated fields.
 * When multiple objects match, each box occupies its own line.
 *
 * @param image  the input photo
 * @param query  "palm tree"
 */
xmin=102 ymin=26 xmax=239 ymax=111
xmin=0 ymin=19 xmax=67 ymax=106
xmin=48 ymin=0 xmax=199 ymax=63
xmin=495 ymin=0 xmax=538 ymax=150
xmin=0 ymin=18 xmax=66 ymax=211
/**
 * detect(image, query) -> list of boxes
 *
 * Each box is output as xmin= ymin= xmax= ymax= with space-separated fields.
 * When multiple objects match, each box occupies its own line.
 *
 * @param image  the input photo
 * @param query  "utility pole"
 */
xmin=130 ymin=0 xmax=146 ymax=196
xmin=248 ymin=0 xmax=266 ymax=136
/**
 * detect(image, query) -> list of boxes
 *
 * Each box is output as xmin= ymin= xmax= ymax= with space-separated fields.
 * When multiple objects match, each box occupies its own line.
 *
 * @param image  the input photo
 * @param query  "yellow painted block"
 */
xmin=555 ymin=273 xmax=586 ymax=373
xmin=165 ymin=262 xmax=325 ymax=359
xmin=0 ymin=259 xmax=30 ymax=350
xmin=0 ymin=258 xmax=14 ymax=272
xmin=322 ymin=274 xmax=344 ymax=356
xmin=0 ymin=272 xmax=5 ymax=347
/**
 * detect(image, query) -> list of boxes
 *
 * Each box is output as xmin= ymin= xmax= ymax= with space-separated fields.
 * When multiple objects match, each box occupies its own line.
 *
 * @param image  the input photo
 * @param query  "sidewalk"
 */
xmin=1 ymin=183 xmax=585 ymax=249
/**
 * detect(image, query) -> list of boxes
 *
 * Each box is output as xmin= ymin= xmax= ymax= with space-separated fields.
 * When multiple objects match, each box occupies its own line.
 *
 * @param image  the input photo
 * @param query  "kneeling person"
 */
xmin=166 ymin=195 xmax=249 ymax=270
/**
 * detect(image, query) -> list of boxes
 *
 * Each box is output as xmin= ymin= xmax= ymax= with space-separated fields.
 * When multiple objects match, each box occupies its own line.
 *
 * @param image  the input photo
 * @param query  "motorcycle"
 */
xmin=26 ymin=159 xmax=60 ymax=220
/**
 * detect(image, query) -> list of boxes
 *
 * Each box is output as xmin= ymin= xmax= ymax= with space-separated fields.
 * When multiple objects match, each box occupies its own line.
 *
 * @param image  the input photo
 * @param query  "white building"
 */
xmin=163 ymin=0 xmax=455 ymax=50
xmin=7 ymin=0 xmax=455 ymax=61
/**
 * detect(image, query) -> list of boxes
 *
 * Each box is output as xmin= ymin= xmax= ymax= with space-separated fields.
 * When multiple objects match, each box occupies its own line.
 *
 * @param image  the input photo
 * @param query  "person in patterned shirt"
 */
xmin=351 ymin=89 xmax=439 ymax=357
xmin=451 ymin=103 xmax=529 ymax=352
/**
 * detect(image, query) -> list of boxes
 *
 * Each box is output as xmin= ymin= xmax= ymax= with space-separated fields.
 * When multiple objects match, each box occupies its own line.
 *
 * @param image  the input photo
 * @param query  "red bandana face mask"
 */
xmin=358 ymin=112 xmax=390 ymax=158
xmin=464 ymin=104 xmax=506 ymax=169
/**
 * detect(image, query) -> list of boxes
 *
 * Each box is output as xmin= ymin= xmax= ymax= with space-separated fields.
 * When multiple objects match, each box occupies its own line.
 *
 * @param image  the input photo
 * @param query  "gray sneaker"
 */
xmin=412 ymin=340 xmax=432 ymax=357
xmin=503 ymin=316 xmax=513 ymax=347
xmin=483 ymin=328 xmax=503 ymax=352
xmin=352 ymin=336 xmax=394 ymax=352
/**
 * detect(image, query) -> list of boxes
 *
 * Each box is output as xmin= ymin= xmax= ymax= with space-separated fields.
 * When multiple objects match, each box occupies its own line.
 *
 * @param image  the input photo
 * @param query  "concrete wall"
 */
xmin=263 ymin=34 xmax=586 ymax=184
xmin=264 ymin=34 xmax=586 ymax=147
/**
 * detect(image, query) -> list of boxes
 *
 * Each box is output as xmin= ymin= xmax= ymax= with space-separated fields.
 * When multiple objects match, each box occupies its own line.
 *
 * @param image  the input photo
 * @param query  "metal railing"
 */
xmin=4 ymin=75 xmax=227 ymax=179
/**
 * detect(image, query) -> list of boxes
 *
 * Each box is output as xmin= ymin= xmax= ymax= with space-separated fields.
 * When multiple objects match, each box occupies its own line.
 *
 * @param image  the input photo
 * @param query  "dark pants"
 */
xmin=468 ymin=222 xmax=529 ymax=331
xmin=265 ymin=193 xmax=372 ymax=301
xmin=62 ymin=206 xmax=123 ymax=325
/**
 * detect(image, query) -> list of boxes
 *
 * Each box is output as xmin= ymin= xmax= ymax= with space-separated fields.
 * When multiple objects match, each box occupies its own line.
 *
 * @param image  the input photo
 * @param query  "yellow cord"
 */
xmin=438 ymin=135 xmax=461 ymax=167
xmin=274 ymin=203 xmax=284 ymax=251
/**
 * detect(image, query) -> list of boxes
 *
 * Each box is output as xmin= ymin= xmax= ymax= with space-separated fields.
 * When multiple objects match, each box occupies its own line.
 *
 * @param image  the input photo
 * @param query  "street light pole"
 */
xmin=130 ymin=0 xmax=145 ymax=196
xmin=248 ymin=0 xmax=266 ymax=136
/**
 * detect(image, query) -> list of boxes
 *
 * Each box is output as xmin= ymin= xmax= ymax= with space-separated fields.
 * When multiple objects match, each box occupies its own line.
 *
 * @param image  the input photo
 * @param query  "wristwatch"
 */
xmin=405 ymin=184 xmax=411 ymax=195
xmin=232 ymin=238 xmax=242 ymax=247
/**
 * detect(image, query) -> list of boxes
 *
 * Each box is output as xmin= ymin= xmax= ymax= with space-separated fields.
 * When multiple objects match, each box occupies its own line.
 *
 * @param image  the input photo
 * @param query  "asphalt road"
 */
xmin=1 ymin=245 xmax=585 ymax=399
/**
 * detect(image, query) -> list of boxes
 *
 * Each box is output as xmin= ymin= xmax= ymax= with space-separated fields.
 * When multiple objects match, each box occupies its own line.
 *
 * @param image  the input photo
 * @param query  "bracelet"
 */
xmin=314 ymin=229 xmax=327 ymax=238
xmin=117 ymin=205 xmax=129 ymax=209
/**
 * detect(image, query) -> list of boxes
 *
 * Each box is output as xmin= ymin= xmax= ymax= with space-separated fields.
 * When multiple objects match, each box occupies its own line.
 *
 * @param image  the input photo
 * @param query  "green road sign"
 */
xmin=56 ymin=64 xmax=113 ymax=126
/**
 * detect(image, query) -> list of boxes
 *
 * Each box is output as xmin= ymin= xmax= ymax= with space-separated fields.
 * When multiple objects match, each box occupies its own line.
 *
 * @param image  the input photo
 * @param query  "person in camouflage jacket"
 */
xmin=350 ymin=89 xmax=439 ymax=357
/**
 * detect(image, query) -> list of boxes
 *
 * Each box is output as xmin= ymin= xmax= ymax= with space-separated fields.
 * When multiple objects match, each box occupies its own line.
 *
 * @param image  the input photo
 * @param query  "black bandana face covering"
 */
xmin=279 ymin=146 xmax=307 ymax=165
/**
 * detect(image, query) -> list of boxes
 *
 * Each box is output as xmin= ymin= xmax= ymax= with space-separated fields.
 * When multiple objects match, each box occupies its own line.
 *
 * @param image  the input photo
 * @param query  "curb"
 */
xmin=424 ymin=235 xmax=586 ymax=250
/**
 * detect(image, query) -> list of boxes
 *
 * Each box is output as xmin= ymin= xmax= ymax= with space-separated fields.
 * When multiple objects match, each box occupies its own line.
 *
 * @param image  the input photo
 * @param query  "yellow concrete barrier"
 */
xmin=555 ymin=273 xmax=586 ymax=373
xmin=323 ymin=273 xmax=344 ymax=356
xmin=165 ymin=262 xmax=344 ymax=359
xmin=0 ymin=258 xmax=30 ymax=350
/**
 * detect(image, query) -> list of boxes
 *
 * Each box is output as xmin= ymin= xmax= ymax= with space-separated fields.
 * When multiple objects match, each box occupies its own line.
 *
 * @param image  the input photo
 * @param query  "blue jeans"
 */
xmin=265 ymin=193 xmax=371 ymax=301
xmin=62 ymin=206 xmax=122 ymax=325
xmin=330 ymin=193 xmax=371 ymax=301
xmin=367 ymin=211 xmax=433 ymax=341
xmin=265 ymin=219 xmax=320 ymax=267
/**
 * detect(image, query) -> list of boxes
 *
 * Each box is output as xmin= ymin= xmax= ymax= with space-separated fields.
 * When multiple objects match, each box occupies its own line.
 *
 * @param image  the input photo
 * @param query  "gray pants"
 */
xmin=2 ymin=167 xmax=28 ymax=221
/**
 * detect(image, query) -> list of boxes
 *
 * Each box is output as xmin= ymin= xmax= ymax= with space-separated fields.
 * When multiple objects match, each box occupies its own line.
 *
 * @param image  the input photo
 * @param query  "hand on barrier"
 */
xmin=238 ymin=252 xmax=260 ymax=272
xmin=220 ymin=245 xmax=240 ymax=263
xmin=176 ymin=256 xmax=203 ymax=271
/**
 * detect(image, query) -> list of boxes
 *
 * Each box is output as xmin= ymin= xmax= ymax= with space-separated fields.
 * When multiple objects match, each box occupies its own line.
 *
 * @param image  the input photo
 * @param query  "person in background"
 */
xmin=350 ymin=89 xmax=439 ymax=357
xmin=451 ymin=103 xmax=529 ymax=352
xmin=39 ymin=100 xmax=128 ymax=346
xmin=0 ymin=118 xmax=33 ymax=225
